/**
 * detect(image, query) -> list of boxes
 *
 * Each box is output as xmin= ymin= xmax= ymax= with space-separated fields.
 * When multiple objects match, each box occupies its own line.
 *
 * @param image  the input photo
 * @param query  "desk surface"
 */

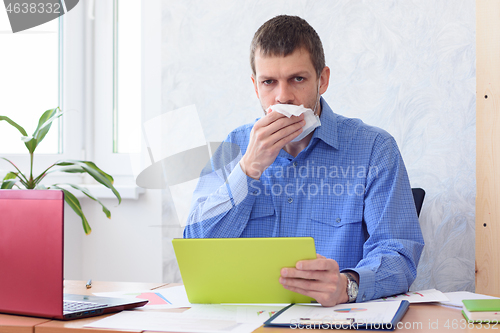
xmin=0 ymin=281 xmax=492 ymax=333
xmin=0 ymin=281 xmax=167 ymax=333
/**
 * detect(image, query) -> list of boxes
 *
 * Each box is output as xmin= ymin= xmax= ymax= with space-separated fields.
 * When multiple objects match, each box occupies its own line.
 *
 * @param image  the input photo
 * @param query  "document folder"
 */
xmin=264 ymin=300 xmax=410 ymax=330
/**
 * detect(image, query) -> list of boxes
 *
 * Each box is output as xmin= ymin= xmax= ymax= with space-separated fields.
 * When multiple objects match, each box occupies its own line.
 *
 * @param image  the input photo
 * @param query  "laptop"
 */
xmin=0 ymin=190 xmax=148 ymax=320
xmin=173 ymin=237 xmax=317 ymax=304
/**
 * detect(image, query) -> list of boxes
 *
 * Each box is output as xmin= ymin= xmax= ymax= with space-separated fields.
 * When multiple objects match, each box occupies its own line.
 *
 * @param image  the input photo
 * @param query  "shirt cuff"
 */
xmin=226 ymin=162 xmax=259 ymax=207
xmin=342 ymin=267 xmax=375 ymax=303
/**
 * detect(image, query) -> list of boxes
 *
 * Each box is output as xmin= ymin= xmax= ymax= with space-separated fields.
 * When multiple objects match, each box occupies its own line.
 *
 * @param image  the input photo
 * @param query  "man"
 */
xmin=184 ymin=15 xmax=424 ymax=307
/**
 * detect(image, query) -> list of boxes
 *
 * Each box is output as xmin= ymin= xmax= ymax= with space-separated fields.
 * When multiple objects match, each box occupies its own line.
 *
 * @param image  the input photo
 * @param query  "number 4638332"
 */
xmin=5 ymin=2 xmax=61 ymax=14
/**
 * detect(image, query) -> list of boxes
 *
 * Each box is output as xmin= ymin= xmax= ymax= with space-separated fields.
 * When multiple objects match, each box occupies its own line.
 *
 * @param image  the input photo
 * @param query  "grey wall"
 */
xmin=160 ymin=0 xmax=476 ymax=292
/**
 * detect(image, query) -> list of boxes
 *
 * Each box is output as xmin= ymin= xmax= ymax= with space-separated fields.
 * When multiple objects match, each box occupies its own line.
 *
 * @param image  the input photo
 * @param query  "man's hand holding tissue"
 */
xmin=240 ymin=110 xmax=305 ymax=180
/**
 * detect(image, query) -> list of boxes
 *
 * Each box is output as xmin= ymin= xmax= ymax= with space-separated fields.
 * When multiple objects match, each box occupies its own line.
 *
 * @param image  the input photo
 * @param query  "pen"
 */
xmin=86 ymin=279 xmax=92 ymax=289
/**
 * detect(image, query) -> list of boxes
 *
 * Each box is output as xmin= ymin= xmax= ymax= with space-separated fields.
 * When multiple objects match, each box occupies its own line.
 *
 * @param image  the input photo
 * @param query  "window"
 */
xmin=0 ymin=13 xmax=61 ymax=154
xmin=0 ymin=5 xmax=83 ymax=179
xmin=114 ymin=0 xmax=141 ymax=154
xmin=1 ymin=1 xmax=147 ymax=183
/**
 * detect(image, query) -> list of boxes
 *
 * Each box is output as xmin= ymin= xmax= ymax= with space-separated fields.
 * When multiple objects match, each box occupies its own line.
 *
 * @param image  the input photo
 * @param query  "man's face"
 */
xmin=251 ymin=47 xmax=329 ymax=114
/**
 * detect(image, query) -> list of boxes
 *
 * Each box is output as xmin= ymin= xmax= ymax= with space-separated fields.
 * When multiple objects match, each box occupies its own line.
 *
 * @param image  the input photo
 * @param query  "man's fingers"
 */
xmin=256 ymin=109 xmax=288 ymax=127
xmin=281 ymin=284 xmax=319 ymax=300
xmin=270 ymin=116 xmax=306 ymax=147
xmin=270 ymin=120 xmax=304 ymax=146
xmin=281 ymin=284 xmax=338 ymax=307
xmin=295 ymin=258 xmax=339 ymax=271
xmin=253 ymin=115 xmax=304 ymax=149
xmin=254 ymin=118 xmax=304 ymax=150
xmin=252 ymin=120 xmax=303 ymax=153
xmin=282 ymin=267 xmax=326 ymax=280
xmin=280 ymin=276 xmax=330 ymax=292
xmin=262 ymin=114 xmax=304 ymax=137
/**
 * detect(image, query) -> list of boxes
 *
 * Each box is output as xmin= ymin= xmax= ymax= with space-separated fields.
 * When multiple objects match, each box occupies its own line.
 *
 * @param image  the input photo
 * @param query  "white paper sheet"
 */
xmin=236 ymin=305 xmax=285 ymax=323
xmin=181 ymin=304 xmax=237 ymax=321
xmin=180 ymin=304 xmax=285 ymax=324
xmin=440 ymin=291 xmax=500 ymax=308
xmin=371 ymin=289 xmax=449 ymax=303
xmin=93 ymin=285 xmax=191 ymax=309
xmin=85 ymin=311 xmax=262 ymax=333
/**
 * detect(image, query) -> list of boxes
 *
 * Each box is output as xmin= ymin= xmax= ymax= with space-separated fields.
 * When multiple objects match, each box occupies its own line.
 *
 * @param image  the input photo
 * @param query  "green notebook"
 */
xmin=173 ymin=237 xmax=317 ymax=304
xmin=462 ymin=299 xmax=500 ymax=323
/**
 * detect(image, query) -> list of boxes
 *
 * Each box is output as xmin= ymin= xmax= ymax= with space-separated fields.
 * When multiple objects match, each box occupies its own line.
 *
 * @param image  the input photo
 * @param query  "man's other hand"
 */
xmin=279 ymin=254 xmax=352 ymax=307
xmin=240 ymin=111 xmax=304 ymax=180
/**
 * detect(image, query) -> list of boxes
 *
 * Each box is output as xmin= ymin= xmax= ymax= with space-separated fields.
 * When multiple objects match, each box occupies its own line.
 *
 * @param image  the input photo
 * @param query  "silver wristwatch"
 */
xmin=343 ymin=272 xmax=359 ymax=303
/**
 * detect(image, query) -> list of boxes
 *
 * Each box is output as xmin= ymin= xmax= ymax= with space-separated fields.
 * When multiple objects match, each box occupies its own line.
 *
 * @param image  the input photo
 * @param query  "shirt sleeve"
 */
xmin=343 ymin=135 xmax=425 ymax=302
xmin=183 ymin=139 xmax=259 ymax=238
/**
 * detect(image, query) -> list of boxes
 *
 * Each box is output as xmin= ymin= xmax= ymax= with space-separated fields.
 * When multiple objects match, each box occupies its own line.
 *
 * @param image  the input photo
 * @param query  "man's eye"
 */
xmin=294 ymin=77 xmax=304 ymax=82
xmin=263 ymin=80 xmax=274 ymax=85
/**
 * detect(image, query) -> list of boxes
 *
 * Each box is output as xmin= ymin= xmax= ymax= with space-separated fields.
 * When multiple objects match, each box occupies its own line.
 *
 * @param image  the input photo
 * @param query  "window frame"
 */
xmin=93 ymin=0 xmax=145 ymax=179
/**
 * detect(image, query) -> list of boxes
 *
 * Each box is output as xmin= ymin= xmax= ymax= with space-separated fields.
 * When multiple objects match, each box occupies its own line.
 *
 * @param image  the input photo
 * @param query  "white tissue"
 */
xmin=267 ymin=104 xmax=321 ymax=142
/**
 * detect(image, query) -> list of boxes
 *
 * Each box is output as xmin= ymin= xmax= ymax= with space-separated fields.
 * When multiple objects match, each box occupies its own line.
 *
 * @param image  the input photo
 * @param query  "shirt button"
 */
xmin=362 ymin=295 xmax=366 ymax=301
xmin=253 ymin=190 xmax=258 ymax=195
xmin=293 ymin=162 xmax=298 ymax=167
xmin=288 ymin=197 xmax=293 ymax=203
xmin=336 ymin=218 xmax=341 ymax=223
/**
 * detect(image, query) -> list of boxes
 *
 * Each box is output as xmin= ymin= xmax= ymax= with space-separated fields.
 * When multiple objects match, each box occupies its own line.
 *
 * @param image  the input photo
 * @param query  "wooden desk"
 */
xmin=0 ymin=314 xmax=50 ymax=333
xmin=1 ymin=282 xmax=495 ymax=333
xmin=0 ymin=281 xmax=167 ymax=333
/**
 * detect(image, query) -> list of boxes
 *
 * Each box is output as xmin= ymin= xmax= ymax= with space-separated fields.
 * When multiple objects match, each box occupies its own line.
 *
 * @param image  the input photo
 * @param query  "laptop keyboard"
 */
xmin=63 ymin=300 xmax=108 ymax=312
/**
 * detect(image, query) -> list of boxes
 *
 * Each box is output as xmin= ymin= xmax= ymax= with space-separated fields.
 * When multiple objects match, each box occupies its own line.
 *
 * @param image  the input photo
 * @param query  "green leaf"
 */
xmin=32 ymin=165 xmax=86 ymax=188
xmin=47 ymin=166 xmax=85 ymax=174
xmin=24 ymin=107 xmax=62 ymax=154
xmin=3 ymin=172 xmax=17 ymax=181
xmin=0 ymin=115 xmax=28 ymax=137
xmin=55 ymin=160 xmax=122 ymax=204
xmin=0 ymin=157 xmax=29 ymax=187
xmin=23 ymin=139 xmax=36 ymax=154
xmin=1 ymin=179 xmax=17 ymax=189
xmin=33 ymin=107 xmax=62 ymax=146
xmin=53 ymin=183 xmax=111 ymax=219
xmin=51 ymin=186 xmax=92 ymax=235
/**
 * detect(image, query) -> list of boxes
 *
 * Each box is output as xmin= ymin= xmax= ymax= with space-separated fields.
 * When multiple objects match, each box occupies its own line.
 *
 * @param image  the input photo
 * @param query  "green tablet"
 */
xmin=173 ymin=237 xmax=317 ymax=304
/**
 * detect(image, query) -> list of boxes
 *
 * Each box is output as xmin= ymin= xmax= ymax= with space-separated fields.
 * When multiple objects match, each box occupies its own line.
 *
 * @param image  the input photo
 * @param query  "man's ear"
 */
xmin=319 ymin=66 xmax=330 ymax=95
xmin=251 ymin=74 xmax=259 ymax=98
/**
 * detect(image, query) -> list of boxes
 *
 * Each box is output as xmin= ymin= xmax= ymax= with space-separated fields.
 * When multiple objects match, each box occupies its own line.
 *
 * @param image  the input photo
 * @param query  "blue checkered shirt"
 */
xmin=184 ymin=98 xmax=424 ymax=302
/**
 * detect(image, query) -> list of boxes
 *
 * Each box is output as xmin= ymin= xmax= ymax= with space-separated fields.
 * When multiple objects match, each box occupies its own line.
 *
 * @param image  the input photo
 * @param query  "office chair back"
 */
xmin=412 ymin=188 xmax=425 ymax=217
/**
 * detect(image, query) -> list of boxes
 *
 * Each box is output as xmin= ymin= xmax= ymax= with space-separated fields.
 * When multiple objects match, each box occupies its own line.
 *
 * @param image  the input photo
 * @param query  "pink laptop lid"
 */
xmin=0 ymin=190 xmax=63 ymax=318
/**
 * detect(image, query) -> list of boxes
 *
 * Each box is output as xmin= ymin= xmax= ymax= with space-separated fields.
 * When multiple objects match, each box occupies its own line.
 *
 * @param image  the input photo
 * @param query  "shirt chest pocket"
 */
xmin=310 ymin=199 xmax=363 ymax=228
xmin=249 ymin=197 xmax=276 ymax=220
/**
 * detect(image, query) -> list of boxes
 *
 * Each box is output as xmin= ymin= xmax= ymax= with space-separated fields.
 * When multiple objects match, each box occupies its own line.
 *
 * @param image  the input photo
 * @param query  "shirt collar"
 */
xmin=310 ymin=97 xmax=339 ymax=149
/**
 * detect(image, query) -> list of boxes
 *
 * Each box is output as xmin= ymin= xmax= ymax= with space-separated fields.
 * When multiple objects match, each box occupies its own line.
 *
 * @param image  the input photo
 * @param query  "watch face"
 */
xmin=350 ymin=281 xmax=359 ymax=297
xmin=346 ymin=274 xmax=359 ymax=302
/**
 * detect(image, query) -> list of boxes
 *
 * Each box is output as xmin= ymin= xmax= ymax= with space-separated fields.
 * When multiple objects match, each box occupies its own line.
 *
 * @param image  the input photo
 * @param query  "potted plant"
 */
xmin=0 ymin=107 xmax=121 ymax=235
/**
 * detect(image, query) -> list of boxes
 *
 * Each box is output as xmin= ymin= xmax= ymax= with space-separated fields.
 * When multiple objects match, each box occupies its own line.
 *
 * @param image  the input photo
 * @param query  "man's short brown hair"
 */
xmin=250 ymin=15 xmax=325 ymax=78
